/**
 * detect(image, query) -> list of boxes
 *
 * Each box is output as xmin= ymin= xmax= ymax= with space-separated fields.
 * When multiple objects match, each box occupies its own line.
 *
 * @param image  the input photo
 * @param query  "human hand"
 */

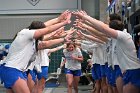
xmin=64 ymin=34 xmax=72 ymax=42
xmin=75 ymin=30 xmax=85 ymax=40
xmin=72 ymin=10 xmax=87 ymax=20
xmin=74 ymin=20 xmax=87 ymax=31
xmin=58 ymin=10 xmax=71 ymax=24
xmin=65 ymin=27 xmax=76 ymax=35
xmin=53 ymin=27 xmax=65 ymax=37
xmin=70 ymin=54 xmax=77 ymax=60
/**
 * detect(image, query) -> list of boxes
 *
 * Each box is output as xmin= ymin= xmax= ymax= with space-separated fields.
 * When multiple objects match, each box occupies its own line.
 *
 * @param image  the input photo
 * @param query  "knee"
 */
xmin=102 ymin=85 xmax=108 ymax=91
xmin=68 ymin=84 xmax=73 ymax=88
xmin=73 ymin=86 xmax=78 ymax=90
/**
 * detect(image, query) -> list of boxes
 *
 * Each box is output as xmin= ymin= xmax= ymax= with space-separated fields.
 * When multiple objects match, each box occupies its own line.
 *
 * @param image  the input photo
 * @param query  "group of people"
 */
xmin=0 ymin=10 xmax=140 ymax=93
xmin=72 ymin=11 xmax=140 ymax=93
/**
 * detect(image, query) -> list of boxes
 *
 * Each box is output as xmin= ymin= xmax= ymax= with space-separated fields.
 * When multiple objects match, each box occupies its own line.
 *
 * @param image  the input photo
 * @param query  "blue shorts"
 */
xmin=114 ymin=65 xmax=122 ymax=80
xmin=65 ymin=69 xmax=82 ymax=76
xmin=106 ymin=66 xmax=116 ymax=87
xmin=123 ymin=68 xmax=140 ymax=88
xmin=100 ymin=65 xmax=106 ymax=77
xmin=29 ymin=70 xmax=37 ymax=82
xmin=0 ymin=65 xmax=2 ymax=81
xmin=92 ymin=64 xmax=101 ymax=80
xmin=0 ymin=66 xmax=25 ymax=89
xmin=22 ymin=71 xmax=28 ymax=80
xmin=36 ymin=66 xmax=48 ymax=80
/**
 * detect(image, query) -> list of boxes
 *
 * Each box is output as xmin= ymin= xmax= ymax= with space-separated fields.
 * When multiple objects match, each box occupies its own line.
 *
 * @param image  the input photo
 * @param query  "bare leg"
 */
xmin=112 ymin=86 xmax=118 ymax=93
xmin=6 ymin=89 xmax=14 ymax=93
xmin=101 ymin=77 xmax=108 ymax=93
xmin=32 ymin=79 xmax=38 ymax=93
xmin=37 ymin=78 xmax=46 ymax=93
xmin=73 ymin=76 xmax=80 ymax=93
xmin=66 ymin=74 xmax=74 ymax=93
xmin=94 ymin=79 xmax=101 ymax=93
xmin=123 ymin=82 xmax=140 ymax=93
xmin=12 ymin=77 xmax=30 ymax=93
xmin=116 ymin=76 xmax=123 ymax=93
xmin=106 ymin=81 xmax=113 ymax=93
xmin=27 ymin=73 xmax=35 ymax=93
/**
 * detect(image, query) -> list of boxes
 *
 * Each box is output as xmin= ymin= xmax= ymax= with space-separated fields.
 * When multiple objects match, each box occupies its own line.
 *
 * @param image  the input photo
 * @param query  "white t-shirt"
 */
xmin=116 ymin=30 xmax=140 ymax=71
xmin=39 ymin=49 xmax=50 ymax=66
xmin=81 ymin=41 xmax=104 ymax=65
xmin=104 ymin=39 xmax=113 ymax=67
xmin=3 ymin=29 xmax=36 ymax=71
xmin=111 ymin=38 xmax=119 ymax=67
xmin=63 ymin=48 xmax=83 ymax=70
xmin=29 ymin=49 xmax=50 ymax=72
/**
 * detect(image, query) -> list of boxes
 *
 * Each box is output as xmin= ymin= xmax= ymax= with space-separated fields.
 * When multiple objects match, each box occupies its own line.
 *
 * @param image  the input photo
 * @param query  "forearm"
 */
xmin=85 ymin=24 xmax=106 ymax=37
xmin=83 ymin=15 xmax=117 ymax=38
xmin=49 ymin=45 xmax=64 ymax=53
xmin=43 ymin=31 xmax=57 ymax=40
xmin=38 ymin=38 xmax=65 ymax=49
xmin=75 ymin=56 xmax=83 ymax=62
xmin=44 ymin=18 xmax=60 ymax=27
xmin=84 ymin=29 xmax=108 ymax=42
xmin=34 ymin=21 xmax=66 ymax=39
xmin=83 ymin=15 xmax=106 ymax=32
xmin=82 ymin=33 xmax=105 ymax=44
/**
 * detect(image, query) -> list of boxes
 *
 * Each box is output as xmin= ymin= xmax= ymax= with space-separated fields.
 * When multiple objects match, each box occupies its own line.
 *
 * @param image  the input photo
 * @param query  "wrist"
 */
xmin=63 ymin=37 xmax=67 ymax=42
xmin=57 ymin=17 xmax=61 ymax=23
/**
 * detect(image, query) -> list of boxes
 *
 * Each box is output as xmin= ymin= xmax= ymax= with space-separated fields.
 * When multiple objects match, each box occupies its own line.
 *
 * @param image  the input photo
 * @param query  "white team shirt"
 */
xmin=116 ymin=30 xmax=140 ymax=71
xmin=111 ymin=38 xmax=119 ymax=67
xmin=39 ymin=49 xmax=50 ymax=66
xmin=3 ymin=29 xmax=36 ymax=71
xmin=81 ymin=41 xmax=105 ymax=65
xmin=63 ymin=48 xmax=83 ymax=70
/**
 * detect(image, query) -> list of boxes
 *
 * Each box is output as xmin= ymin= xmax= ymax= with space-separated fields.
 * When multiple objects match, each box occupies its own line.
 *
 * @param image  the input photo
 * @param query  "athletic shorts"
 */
xmin=100 ymin=65 xmax=106 ymax=77
xmin=29 ymin=69 xmax=37 ymax=82
xmin=65 ymin=69 xmax=82 ymax=76
xmin=91 ymin=64 xmax=101 ymax=80
xmin=0 ymin=66 xmax=26 ymax=89
xmin=114 ymin=65 xmax=122 ymax=80
xmin=0 ymin=65 xmax=2 ymax=81
xmin=106 ymin=66 xmax=116 ymax=87
xmin=123 ymin=68 xmax=140 ymax=88
xmin=22 ymin=71 xmax=28 ymax=80
xmin=36 ymin=66 xmax=48 ymax=80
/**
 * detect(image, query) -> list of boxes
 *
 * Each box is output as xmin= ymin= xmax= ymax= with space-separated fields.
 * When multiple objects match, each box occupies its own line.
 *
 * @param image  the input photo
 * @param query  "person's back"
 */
xmin=109 ymin=20 xmax=140 ymax=71
xmin=4 ymin=29 xmax=36 ymax=71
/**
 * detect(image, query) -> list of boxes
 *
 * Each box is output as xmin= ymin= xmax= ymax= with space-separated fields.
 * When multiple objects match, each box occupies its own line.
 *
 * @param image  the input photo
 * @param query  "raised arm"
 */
xmin=44 ymin=10 xmax=71 ymax=26
xmin=38 ymin=34 xmax=71 ymax=49
xmin=49 ymin=45 xmax=64 ymax=53
xmin=34 ymin=11 xmax=71 ymax=39
xmin=76 ymin=30 xmax=105 ymax=44
xmin=73 ymin=10 xmax=118 ymax=38
xmin=43 ymin=27 xmax=66 ymax=40
xmin=34 ymin=21 xmax=68 ymax=39
xmin=75 ymin=21 xmax=108 ymax=42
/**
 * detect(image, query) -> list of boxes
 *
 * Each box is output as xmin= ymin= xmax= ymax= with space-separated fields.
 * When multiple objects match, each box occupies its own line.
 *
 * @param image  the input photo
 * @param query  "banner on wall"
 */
xmin=0 ymin=0 xmax=81 ymax=14
xmin=106 ymin=0 xmax=117 ymax=12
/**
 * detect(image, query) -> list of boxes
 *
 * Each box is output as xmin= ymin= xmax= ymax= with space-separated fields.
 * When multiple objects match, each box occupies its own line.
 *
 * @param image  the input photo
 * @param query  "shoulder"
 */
xmin=19 ymin=29 xmax=36 ymax=36
xmin=75 ymin=47 xmax=82 ymax=52
xmin=117 ymin=30 xmax=131 ymax=40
